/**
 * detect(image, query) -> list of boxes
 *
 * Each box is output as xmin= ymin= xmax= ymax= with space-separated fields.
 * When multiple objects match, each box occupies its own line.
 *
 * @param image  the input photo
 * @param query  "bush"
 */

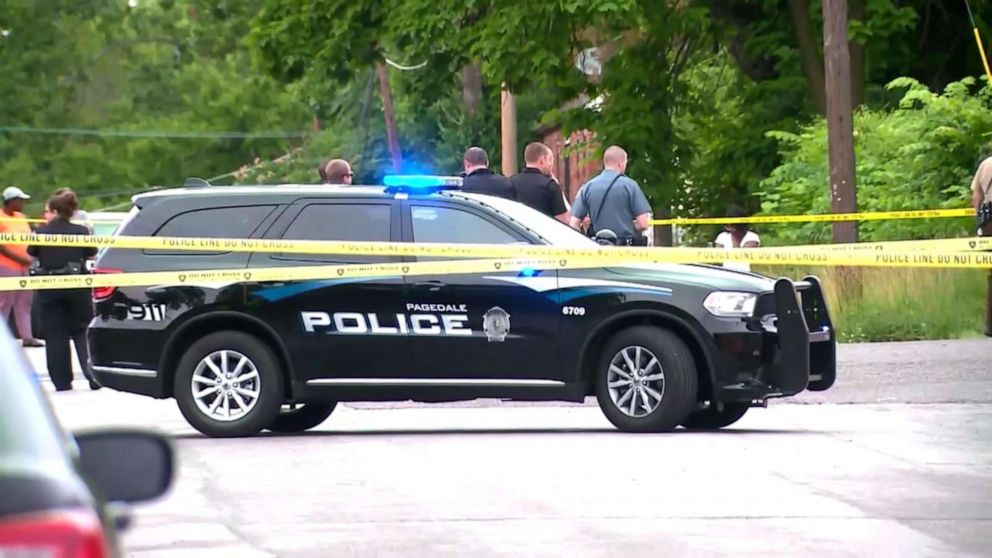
xmin=755 ymin=76 xmax=991 ymax=245
xmin=757 ymin=266 xmax=988 ymax=342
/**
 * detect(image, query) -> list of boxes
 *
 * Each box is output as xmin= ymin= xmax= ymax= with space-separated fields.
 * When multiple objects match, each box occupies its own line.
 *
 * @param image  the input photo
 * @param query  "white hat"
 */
xmin=2 ymin=187 xmax=30 ymax=202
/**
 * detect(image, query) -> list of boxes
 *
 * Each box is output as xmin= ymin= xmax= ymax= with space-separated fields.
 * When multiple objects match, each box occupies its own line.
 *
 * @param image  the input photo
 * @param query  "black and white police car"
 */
xmin=88 ymin=176 xmax=836 ymax=437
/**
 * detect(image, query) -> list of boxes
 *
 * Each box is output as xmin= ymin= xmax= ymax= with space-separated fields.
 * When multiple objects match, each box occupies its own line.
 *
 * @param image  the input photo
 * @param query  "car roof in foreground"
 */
xmin=132 ymin=184 xmax=401 ymax=205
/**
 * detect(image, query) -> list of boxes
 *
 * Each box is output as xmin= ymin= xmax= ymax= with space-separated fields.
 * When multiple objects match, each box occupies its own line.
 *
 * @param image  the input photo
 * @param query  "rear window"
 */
xmin=275 ymin=203 xmax=391 ymax=263
xmin=147 ymin=205 xmax=275 ymax=255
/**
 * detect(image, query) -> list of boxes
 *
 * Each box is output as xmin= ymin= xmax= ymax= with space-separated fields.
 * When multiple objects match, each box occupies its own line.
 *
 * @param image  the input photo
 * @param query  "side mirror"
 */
xmin=73 ymin=429 xmax=175 ymax=505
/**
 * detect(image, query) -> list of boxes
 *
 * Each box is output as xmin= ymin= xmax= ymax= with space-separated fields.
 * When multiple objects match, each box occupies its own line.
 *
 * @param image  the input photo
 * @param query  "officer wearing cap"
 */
xmin=0 ymin=186 xmax=43 ymax=347
xmin=569 ymin=146 xmax=651 ymax=245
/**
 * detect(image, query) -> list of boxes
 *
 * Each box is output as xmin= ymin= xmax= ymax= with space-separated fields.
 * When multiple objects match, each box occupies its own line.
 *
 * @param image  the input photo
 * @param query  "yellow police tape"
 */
xmin=3 ymin=207 xmax=974 ymax=227
xmin=4 ymin=230 xmax=991 ymax=257
xmin=763 ymin=236 xmax=992 ymax=253
xmin=0 ymin=258 xmax=571 ymax=292
xmin=2 ymin=239 xmax=992 ymax=292
xmin=650 ymin=207 xmax=975 ymax=226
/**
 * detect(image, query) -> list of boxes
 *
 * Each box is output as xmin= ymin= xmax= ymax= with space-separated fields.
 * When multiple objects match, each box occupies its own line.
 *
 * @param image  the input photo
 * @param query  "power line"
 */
xmin=384 ymin=57 xmax=428 ymax=71
xmin=0 ymin=126 xmax=311 ymax=139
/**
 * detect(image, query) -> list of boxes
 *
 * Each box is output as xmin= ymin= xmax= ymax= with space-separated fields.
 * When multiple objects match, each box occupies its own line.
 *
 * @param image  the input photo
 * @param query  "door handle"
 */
xmin=413 ymin=280 xmax=445 ymax=291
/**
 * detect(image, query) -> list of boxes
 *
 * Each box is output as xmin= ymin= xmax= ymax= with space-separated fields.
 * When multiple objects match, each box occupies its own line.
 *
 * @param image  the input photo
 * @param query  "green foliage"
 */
xmin=250 ymin=0 xmax=713 ymax=208
xmin=756 ymin=77 xmax=990 ymax=244
xmin=0 ymin=0 xmax=309 ymax=213
xmin=763 ymin=266 xmax=989 ymax=342
xmin=673 ymin=53 xmax=809 ymax=228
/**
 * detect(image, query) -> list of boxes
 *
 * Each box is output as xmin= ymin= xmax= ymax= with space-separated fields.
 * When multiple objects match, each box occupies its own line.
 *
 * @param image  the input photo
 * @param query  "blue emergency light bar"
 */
xmin=383 ymin=175 xmax=463 ymax=189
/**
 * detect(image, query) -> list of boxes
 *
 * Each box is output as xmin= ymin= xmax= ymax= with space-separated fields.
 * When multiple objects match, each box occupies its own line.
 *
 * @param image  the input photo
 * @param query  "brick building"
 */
xmin=535 ymin=125 xmax=600 ymax=204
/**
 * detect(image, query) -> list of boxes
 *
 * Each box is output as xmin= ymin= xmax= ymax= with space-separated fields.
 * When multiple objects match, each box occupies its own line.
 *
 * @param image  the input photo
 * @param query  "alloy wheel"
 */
xmin=607 ymin=345 xmax=666 ymax=418
xmin=191 ymin=350 xmax=261 ymax=422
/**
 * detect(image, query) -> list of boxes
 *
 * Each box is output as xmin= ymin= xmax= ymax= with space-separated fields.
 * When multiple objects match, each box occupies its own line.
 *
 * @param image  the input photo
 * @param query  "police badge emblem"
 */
xmin=482 ymin=306 xmax=510 ymax=342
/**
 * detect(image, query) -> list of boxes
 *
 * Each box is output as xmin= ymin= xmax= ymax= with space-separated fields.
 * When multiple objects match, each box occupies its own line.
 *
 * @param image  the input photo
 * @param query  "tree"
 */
xmin=822 ymin=0 xmax=858 ymax=243
xmin=0 ymin=0 xmax=308 ymax=210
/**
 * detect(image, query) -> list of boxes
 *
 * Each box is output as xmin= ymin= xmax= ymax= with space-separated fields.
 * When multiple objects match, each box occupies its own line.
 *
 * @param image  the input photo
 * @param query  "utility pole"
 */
xmin=500 ymin=84 xmax=517 ymax=176
xmin=376 ymin=61 xmax=403 ymax=173
xmin=822 ymin=0 xmax=858 ymax=243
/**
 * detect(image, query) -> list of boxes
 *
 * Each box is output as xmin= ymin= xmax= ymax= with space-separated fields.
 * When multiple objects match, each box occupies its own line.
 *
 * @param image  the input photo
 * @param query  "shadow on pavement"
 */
xmin=169 ymin=427 xmax=810 ymax=440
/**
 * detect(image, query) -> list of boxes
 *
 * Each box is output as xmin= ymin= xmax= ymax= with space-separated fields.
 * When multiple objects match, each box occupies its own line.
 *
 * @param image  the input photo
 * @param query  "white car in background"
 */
xmin=86 ymin=211 xmax=128 ymax=236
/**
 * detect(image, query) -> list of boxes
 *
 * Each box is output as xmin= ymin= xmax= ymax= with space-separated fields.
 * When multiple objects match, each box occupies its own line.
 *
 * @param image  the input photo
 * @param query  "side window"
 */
xmin=277 ymin=203 xmax=391 ymax=263
xmin=148 ymin=205 xmax=275 ymax=255
xmin=411 ymin=205 xmax=521 ymax=245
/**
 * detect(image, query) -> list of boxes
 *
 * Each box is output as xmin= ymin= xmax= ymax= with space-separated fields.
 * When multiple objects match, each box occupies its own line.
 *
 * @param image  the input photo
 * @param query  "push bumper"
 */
xmin=717 ymin=276 xmax=836 ymax=401
xmin=766 ymin=276 xmax=836 ymax=395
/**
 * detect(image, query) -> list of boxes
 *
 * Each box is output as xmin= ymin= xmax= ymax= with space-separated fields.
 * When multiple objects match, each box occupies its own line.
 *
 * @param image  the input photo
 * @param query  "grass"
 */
xmin=753 ymin=266 xmax=990 ymax=343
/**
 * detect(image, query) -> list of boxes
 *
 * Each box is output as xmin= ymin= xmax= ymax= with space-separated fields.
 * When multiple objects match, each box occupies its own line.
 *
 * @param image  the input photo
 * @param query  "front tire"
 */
xmin=595 ymin=326 xmax=698 ymax=433
xmin=174 ymin=331 xmax=284 ymax=438
xmin=267 ymin=402 xmax=337 ymax=433
xmin=680 ymin=402 xmax=750 ymax=430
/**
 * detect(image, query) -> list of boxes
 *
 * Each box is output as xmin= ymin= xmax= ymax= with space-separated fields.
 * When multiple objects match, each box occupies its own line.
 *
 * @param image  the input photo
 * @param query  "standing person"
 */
xmin=0 ymin=187 xmax=43 ymax=347
xmin=510 ymin=142 xmax=569 ymax=222
xmin=714 ymin=206 xmax=761 ymax=249
xmin=27 ymin=189 xmax=99 ymax=391
xmin=973 ymin=154 xmax=992 ymax=237
xmin=324 ymin=159 xmax=354 ymax=185
xmin=568 ymin=145 xmax=651 ymax=245
xmin=713 ymin=206 xmax=760 ymax=272
xmin=460 ymin=147 xmax=516 ymax=200
xmin=970 ymin=154 xmax=992 ymax=336
xmin=317 ymin=158 xmax=331 ymax=183
xmin=46 ymin=187 xmax=92 ymax=232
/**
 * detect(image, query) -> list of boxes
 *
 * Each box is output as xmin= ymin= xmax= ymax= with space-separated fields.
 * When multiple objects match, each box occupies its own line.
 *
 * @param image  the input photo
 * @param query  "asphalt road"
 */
xmin=26 ymin=339 xmax=992 ymax=557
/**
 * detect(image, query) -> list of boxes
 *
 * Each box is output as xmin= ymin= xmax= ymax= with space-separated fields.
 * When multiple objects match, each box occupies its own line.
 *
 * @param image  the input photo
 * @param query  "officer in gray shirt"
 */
xmin=569 ymin=146 xmax=651 ymax=245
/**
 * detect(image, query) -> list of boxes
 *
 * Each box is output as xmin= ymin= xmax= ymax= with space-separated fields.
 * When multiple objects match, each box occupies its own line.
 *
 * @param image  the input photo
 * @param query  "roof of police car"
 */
xmin=133 ymin=183 xmax=457 ymax=203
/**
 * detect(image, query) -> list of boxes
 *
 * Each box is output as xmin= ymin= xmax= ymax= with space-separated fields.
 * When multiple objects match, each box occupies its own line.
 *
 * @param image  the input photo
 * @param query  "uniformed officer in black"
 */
xmin=460 ymin=147 xmax=517 ymax=200
xmin=27 ymin=189 xmax=99 ymax=391
xmin=510 ymin=142 xmax=569 ymax=222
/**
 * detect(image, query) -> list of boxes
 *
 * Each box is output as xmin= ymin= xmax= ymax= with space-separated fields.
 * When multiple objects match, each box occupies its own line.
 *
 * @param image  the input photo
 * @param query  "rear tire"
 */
xmin=267 ymin=402 xmax=337 ymax=433
xmin=174 ymin=331 xmax=284 ymax=438
xmin=595 ymin=326 xmax=698 ymax=433
xmin=680 ymin=402 xmax=750 ymax=430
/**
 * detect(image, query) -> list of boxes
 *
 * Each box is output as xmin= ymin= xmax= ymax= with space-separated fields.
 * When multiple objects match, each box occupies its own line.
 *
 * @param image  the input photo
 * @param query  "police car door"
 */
xmin=246 ymin=199 xmax=407 ymax=382
xmin=401 ymin=200 xmax=561 ymax=382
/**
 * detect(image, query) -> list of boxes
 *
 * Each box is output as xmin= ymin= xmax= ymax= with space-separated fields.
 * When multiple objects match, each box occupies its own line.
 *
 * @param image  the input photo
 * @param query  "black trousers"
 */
xmin=39 ymin=289 xmax=93 ymax=389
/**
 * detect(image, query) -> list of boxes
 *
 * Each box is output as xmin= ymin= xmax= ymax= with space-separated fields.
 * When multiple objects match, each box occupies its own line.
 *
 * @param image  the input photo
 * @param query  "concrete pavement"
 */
xmin=47 ymin=393 xmax=992 ymax=557
xmin=29 ymin=338 xmax=992 ymax=557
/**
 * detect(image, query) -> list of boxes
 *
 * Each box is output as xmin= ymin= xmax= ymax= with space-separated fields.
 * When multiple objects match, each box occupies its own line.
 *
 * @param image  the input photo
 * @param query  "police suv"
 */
xmin=89 ymin=177 xmax=836 ymax=437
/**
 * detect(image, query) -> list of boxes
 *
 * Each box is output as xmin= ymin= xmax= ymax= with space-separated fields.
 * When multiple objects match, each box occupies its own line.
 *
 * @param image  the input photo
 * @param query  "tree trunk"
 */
xmin=459 ymin=62 xmax=483 ymax=117
xmin=822 ymin=0 xmax=859 ymax=243
xmin=653 ymin=205 xmax=673 ymax=247
xmin=375 ymin=61 xmax=403 ymax=172
xmin=500 ymin=84 xmax=517 ymax=176
xmin=848 ymin=0 xmax=866 ymax=107
xmin=789 ymin=0 xmax=827 ymax=115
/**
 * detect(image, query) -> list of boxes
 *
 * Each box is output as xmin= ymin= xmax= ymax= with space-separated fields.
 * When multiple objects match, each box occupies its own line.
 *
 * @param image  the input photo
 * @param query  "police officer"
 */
xmin=27 ymin=189 xmax=99 ymax=391
xmin=510 ymin=142 xmax=569 ymax=222
xmin=970 ymin=152 xmax=992 ymax=336
xmin=460 ymin=147 xmax=516 ymax=200
xmin=324 ymin=159 xmax=354 ymax=185
xmin=569 ymin=145 xmax=651 ymax=245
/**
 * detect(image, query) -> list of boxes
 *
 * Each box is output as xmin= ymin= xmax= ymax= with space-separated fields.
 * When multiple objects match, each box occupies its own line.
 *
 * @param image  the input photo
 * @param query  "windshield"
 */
xmin=453 ymin=193 xmax=597 ymax=247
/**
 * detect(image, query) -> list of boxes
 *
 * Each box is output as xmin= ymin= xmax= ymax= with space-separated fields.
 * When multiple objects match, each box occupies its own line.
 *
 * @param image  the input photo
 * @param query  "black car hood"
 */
xmin=598 ymin=263 xmax=777 ymax=293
